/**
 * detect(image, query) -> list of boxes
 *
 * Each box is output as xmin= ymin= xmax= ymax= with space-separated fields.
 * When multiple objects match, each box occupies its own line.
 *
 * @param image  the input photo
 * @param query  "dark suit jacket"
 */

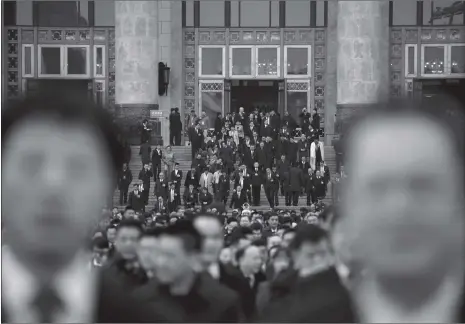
xmin=134 ymin=272 xmax=243 ymax=323
xmin=287 ymin=167 xmax=303 ymax=192
xmin=220 ymin=267 xmax=266 ymax=320
xmin=1 ymin=268 xmax=173 ymax=323
xmin=258 ymin=267 xmax=355 ymax=323
xmin=151 ymin=149 xmax=163 ymax=166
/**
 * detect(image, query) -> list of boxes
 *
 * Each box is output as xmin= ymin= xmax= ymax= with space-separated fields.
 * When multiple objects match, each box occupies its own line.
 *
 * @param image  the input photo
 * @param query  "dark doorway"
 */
xmin=25 ymin=79 xmax=92 ymax=100
xmin=230 ymin=80 xmax=279 ymax=115
xmin=415 ymin=78 xmax=465 ymax=123
xmin=420 ymin=78 xmax=465 ymax=105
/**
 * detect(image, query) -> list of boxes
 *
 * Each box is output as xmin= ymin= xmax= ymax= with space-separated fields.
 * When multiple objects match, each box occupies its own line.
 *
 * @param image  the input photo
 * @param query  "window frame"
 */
xmin=420 ymin=44 xmax=448 ymax=77
xmin=198 ymin=79 xmax=225 ymax=117
xmin=38 ymin=44 xmax=65 ymax=77
xmin=198 ymin=45 xmax=226 ymax=78
xmin=449 ymin=43 xmax=465 ymax=77
xmin=255 ymin=45 xmax=281 ymax=79
xmin=284 ymin=45 xmax=312 ymax=78
xmin=404 ymin=44 xmax=418 ymax=78
xmin=93 ymin=45 xmax=106 ymax=77
xmin=64 ymin=44 xmax=91 ymax=77
xmin=38 ymin=44 xmax=90 ymax=78
xmin=285 ymin=79 xmax=311 ymax=117
xmin=229 ymin=45 xmax=255 ymax=79
xmin=22 ymin=44 xmax=35 ymax=78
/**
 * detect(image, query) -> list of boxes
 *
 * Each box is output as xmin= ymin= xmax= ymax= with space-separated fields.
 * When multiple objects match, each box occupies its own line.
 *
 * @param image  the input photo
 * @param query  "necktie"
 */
xmin=159 ymin=202 xmax=162 ymax=209
xmin=31 ymin=284 xmax=63 ymax=323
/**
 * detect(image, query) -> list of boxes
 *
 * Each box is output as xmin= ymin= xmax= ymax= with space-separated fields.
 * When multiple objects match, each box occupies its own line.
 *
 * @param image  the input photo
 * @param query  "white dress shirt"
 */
xmin=208 ymin=263 xmax=220 ymax=280
xmin=2 ymin=246 xmax=97 ymax=323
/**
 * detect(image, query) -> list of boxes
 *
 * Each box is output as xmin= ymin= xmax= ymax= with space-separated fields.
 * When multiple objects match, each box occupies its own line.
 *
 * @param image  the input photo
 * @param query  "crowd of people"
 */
xmin=118 ymin=106 xmax=343 ymax=217
xmin=5 ymin=89 xmax=464 ymax=323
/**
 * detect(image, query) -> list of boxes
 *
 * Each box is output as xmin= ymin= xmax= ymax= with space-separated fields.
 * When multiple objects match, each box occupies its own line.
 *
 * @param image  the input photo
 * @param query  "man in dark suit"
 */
xmin=199 ymin=187 xmax=213 ymax=211
xmin=155 ymin=172 xmax=169 ymax=200
xmin=135 ymin=221 xmax=243 ymax=322
xmin=167 ymin=182 xmax=180 ymax=212
xmin=183 ymin=184 xmax=198 ymax=208
xmin=230 ymin=185 xmax=248 ymax=210
xmin=184 ymin=166 xmax=199 ymax=189
xmin=103 ymin=219 xmax=149 ymax=291
xmin=129 ymin=183 xmax=145 ymax=213
xmin=287 ymin=164 xmax=303 ymax=206
xmin=170 ymin=163 xmax=183 ymax=195
xmin=140 ymin=141 xmax=151 ymax=168
xmin=216 ymin=169 xmax=230 ymax=205
xmin=151 ymin=145 xmax=163 ymax=182
xmin=250 ymin=162 xmax=263 ymax=206
xmin=1 ymin=92 xmax=172 ymax=323
xmin=153 ymin=196 xmax=168 ymax=214
xmin=304 ymin=168 xmax=315 ymax=206
xmin=264 ymin=168 xmax=278 ymax=208
xmin=276 ymin=155 xmax=290 ymax=196
xmin=118 ymin=163 xmax=133 ymax=205
xmin=139 ymin=164 xmax=153 ymax=205
xmin=221 ymin=244 xmax=266 ymax=320
xmin=259 ymin=224 xmax=355 ymax=323
xmin=191 ymin=124 xmax=203 ymax=159
xmin=173 ymin=107 xmax=182 ymax=146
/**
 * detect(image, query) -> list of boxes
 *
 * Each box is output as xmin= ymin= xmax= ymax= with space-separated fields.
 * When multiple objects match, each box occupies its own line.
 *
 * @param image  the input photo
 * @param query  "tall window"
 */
xmin=240 ymin=1 xmax=270 ymax=27
xmin=34 ymin=1 xmax=92 ymax=27
xmin=423 ymin=1 xmax=465 ymax=26
xmin=285 ymin=1 xmax=311 ymax=27
xmin=392 ymin=1 xmax=418 ymax=25
xmin=199 ymin=1 xmax=225 ymax=27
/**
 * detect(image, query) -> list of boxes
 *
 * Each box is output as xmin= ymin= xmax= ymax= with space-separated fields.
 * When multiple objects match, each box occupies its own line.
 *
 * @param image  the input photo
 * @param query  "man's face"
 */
xmin=2 ymin=115 xmax=113 ymax=261
xmin=252 ymin=229 xmax=262 ymax=240
xmin=269 ymin=216 xmax=279 ymax=228
xmin=240 ymin=216 xmax=251 ymax=227
xmin=341 ymin=117 xmax=465 ymax=278
xmin=282 ymin=232 xmax=295 ymax=248
xmin=124 ymin=209 xmax=136 ymax=219
xmin=137 ymin=236 xmax=159 ymax=271
xmin=114 ymin=227 xmax=141 ymax=259
xmin=106 ymin=228 xmax=117 ymax=243
xmin=155 ymin=235 xmax=195 ymax=284
xmin=240 ymin=246 xmax=262 ymax=274
xmin=228 ymin=221 xmax=238 ymax=232
xmin=194 ymin=217 xmax=224 ymax=265
xmin=293 ymin=240 xmax=332 ymax=274
xmin=219 ymin=247 xmax=232 ymax=264
xmin=254 ymin=163 xmax=259 ymax=169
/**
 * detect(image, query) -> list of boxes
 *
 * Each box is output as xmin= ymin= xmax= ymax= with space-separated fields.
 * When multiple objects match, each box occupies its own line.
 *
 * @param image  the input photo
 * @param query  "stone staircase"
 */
xmin=112 ymin=145 xmax=336 ymax=210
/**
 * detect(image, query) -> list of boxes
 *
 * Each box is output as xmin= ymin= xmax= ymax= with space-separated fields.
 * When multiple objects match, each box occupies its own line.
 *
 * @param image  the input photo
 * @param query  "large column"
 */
xmin=115 ymin=1 xmax=158 ymax=134
xmin=336 ymin=1 xmax=390 ymax=123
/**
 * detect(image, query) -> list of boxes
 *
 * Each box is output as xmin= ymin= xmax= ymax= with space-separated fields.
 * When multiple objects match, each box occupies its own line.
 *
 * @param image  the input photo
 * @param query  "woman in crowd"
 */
xmin=163 ymin=145 xmax=176 ymax=180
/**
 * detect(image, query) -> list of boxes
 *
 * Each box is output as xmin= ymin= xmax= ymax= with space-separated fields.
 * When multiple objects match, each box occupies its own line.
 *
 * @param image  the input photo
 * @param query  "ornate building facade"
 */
xmin=3 ymin=1 xmax=465 ymax=144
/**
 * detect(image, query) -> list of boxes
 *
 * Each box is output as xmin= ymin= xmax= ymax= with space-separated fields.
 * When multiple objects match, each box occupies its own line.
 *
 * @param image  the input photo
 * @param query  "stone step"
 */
xmin=113 ymin=145 xmax=336 ymax=209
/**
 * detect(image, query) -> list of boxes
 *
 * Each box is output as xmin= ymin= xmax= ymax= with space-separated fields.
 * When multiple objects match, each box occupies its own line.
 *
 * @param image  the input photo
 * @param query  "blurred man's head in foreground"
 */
xmin=338 ymin=96 xmax=465 ymax=307
xmin=2 ymin=90 xmax=124 ymax=272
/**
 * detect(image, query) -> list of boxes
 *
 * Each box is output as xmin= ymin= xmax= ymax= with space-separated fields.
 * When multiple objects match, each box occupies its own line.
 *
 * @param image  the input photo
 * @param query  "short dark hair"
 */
xmin=226 ymin=217 xmax=238 ymax=224
xmin=162 ymin=220 xmax=202 ymax=252
xmin=250 ymin=222 xmax=263 ymax=231
xmin=142 ymin=227 xmax=163 ymax=238
xmin=117 ymin=218 xmax=143 ymax=234
xmin=2 ymin=91 xmax=124 ymax=172
xmin=289 ymin=224 xmax=328 ymax=251
xmin=92 ymin=236 xmax=110 ymax=249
